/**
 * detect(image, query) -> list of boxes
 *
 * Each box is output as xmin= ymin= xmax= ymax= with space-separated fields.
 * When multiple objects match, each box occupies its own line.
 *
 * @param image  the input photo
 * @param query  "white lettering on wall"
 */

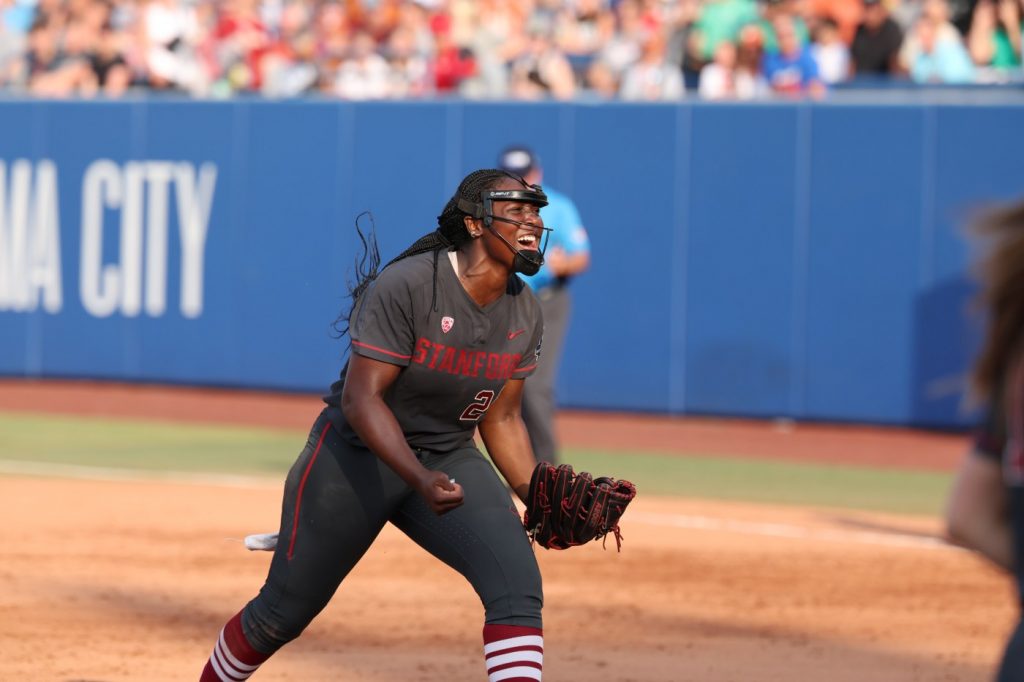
xmin=0 ymin=159 xmax=63 ymax=313
xmin=120 ymin=162 xmax=145 ymax=317
xmin=80 ymin=159 xmax=122 ymax=317
xmin=175 ymin=163 xmax=217 ymax=318
xmin=79 ymin=159 xmax=217 ymax=319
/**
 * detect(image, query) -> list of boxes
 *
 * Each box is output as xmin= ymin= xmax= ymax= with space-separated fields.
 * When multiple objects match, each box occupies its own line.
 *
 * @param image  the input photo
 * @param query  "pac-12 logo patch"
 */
xmin=441 ymin=316 xmax=455 ymax=334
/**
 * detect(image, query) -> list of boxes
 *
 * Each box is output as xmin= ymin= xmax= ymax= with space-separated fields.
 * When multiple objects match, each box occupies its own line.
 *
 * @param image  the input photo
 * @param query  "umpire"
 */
xmin=498 ymin=145 xmax=591 ymax=465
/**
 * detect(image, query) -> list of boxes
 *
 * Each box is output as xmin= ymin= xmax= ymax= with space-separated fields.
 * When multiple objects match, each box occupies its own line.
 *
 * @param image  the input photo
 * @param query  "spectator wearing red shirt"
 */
xmin=212 ymin=0 xmax=270 ymax=90
xmin=430 ymin=14 xmax=475 ymax=93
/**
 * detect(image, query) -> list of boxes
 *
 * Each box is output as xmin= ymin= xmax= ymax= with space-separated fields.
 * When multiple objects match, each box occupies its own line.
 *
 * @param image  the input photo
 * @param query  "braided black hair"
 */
xmin=333 ymin=169 xmax=514 ymax=338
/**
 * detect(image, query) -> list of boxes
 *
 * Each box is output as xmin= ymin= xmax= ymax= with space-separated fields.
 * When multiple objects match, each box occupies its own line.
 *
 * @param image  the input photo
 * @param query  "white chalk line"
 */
xmin=0 ymin=459 xmax=280 ymax=489
xmin=1 ymin=460 xmax=955 ymax=552
xmin=628 ymin=511 xmax=956 ymax=551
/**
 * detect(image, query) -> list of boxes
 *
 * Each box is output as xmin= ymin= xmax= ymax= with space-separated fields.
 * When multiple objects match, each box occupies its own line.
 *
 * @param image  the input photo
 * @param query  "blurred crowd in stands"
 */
xmin=0 ymin=0 xmax=1020 ymax=100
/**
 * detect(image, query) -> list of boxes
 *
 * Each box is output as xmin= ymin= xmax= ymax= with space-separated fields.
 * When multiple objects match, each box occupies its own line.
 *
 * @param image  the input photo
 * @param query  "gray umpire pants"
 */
xmin=522 ymin=285 xmax=571 ymax=465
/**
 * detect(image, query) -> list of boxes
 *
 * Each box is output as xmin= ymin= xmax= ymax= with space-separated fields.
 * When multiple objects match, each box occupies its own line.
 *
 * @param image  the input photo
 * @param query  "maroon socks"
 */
xmin=482 ymin=624 xmax=543 ymax=681
xmin=199 ymin=610 xmax=270 ymax=681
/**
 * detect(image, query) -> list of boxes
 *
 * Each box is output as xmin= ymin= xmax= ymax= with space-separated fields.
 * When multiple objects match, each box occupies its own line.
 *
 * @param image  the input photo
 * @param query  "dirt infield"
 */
xmin=1 ymin=380 xmax=1014 ymax=682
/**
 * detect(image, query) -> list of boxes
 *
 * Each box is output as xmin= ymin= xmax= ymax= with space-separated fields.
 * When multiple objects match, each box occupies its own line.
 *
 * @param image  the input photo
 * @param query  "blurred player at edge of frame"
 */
xmin=498 ymin=145 xmax=591 ymax=465
xmin=198 ymin=169 xmax=554 ymax=681
xmin=945 ymin=199 xmax=1024 ymax=682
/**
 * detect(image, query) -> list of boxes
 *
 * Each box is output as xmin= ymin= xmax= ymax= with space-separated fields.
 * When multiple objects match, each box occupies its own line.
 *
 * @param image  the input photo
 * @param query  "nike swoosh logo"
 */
xmin=507 ymin=329 xmax=526 ymax=340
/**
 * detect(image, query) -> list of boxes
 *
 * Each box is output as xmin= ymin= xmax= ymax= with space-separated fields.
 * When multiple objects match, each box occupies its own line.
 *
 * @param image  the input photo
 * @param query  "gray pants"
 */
xmin=522 ymin=285 xmax=571 ymax=464
xmin=241 ymin=413 xmax=543 ymax=654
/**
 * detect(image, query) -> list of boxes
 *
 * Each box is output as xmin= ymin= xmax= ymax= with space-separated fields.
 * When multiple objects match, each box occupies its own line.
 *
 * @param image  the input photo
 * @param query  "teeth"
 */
xmin=517 ymin=236 xmax=536 ymax=245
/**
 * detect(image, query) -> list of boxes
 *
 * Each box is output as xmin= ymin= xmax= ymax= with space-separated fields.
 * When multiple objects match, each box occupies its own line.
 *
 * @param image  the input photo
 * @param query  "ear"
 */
xmin=463 ymin=215 xmax=482 ymax=238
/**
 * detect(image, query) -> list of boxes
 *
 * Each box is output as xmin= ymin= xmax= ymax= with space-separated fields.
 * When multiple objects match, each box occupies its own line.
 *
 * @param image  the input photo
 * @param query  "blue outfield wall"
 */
xmin=0 ymin=99 xmax=1021 ymax=428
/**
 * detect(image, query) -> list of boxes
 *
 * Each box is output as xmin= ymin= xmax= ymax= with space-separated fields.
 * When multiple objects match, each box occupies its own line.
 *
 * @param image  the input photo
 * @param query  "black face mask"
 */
xmin=485 ymin=215 xmax=548 ymax=276
xmin=513 ymin=248 xmax=544 ymax=276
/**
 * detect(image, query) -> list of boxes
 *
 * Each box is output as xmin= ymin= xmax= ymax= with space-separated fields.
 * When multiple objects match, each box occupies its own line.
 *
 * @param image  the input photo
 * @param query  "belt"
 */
xmin=412 ymin=445 xmax=446 ymax=459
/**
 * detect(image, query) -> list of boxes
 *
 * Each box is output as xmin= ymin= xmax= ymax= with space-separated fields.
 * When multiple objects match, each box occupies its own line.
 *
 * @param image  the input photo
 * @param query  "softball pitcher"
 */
xmin=198 ymin=169 xmax=552 ymax=682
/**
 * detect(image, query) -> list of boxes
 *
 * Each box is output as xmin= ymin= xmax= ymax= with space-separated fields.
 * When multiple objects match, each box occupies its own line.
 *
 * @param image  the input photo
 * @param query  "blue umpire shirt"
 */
xmin=522 ymin=187 xmax=590 ymax=293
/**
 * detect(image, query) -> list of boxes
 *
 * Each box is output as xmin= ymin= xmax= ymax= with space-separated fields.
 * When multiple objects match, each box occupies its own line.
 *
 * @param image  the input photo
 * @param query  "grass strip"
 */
xmin=0 ymin=413 xmax=951 ymax=515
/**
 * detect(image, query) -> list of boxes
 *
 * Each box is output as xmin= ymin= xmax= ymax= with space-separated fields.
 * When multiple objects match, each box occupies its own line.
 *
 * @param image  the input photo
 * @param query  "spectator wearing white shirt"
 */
xmin=334 ymin=30 xmax=392 ymax=99
xmin=811 ymin=17 xmax=851 ymax=83
xmin=620 ymin=29 xmax=685 ymax=100
xmin=698 ymin=39 xmax=737 ymax=98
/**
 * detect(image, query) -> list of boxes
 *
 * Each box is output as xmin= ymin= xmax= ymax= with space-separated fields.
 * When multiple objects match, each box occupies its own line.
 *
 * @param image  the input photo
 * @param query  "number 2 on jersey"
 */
xmin=460 ymin=390 xmax=496 ymax=421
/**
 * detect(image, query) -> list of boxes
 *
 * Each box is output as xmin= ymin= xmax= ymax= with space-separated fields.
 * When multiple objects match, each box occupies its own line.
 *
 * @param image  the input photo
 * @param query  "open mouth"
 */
xmin=516 ymin=233 xmax=538 ymax=248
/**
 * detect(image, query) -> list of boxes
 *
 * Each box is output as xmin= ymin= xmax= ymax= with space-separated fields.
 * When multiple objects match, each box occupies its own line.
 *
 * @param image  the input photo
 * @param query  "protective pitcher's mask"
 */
xmin=457 ymin=182 xmax=551 ymax=276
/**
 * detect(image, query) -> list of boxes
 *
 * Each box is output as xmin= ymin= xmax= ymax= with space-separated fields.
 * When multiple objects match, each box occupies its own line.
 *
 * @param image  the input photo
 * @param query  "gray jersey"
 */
xmin=323 ymin=249 xmax=543 ymax=452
